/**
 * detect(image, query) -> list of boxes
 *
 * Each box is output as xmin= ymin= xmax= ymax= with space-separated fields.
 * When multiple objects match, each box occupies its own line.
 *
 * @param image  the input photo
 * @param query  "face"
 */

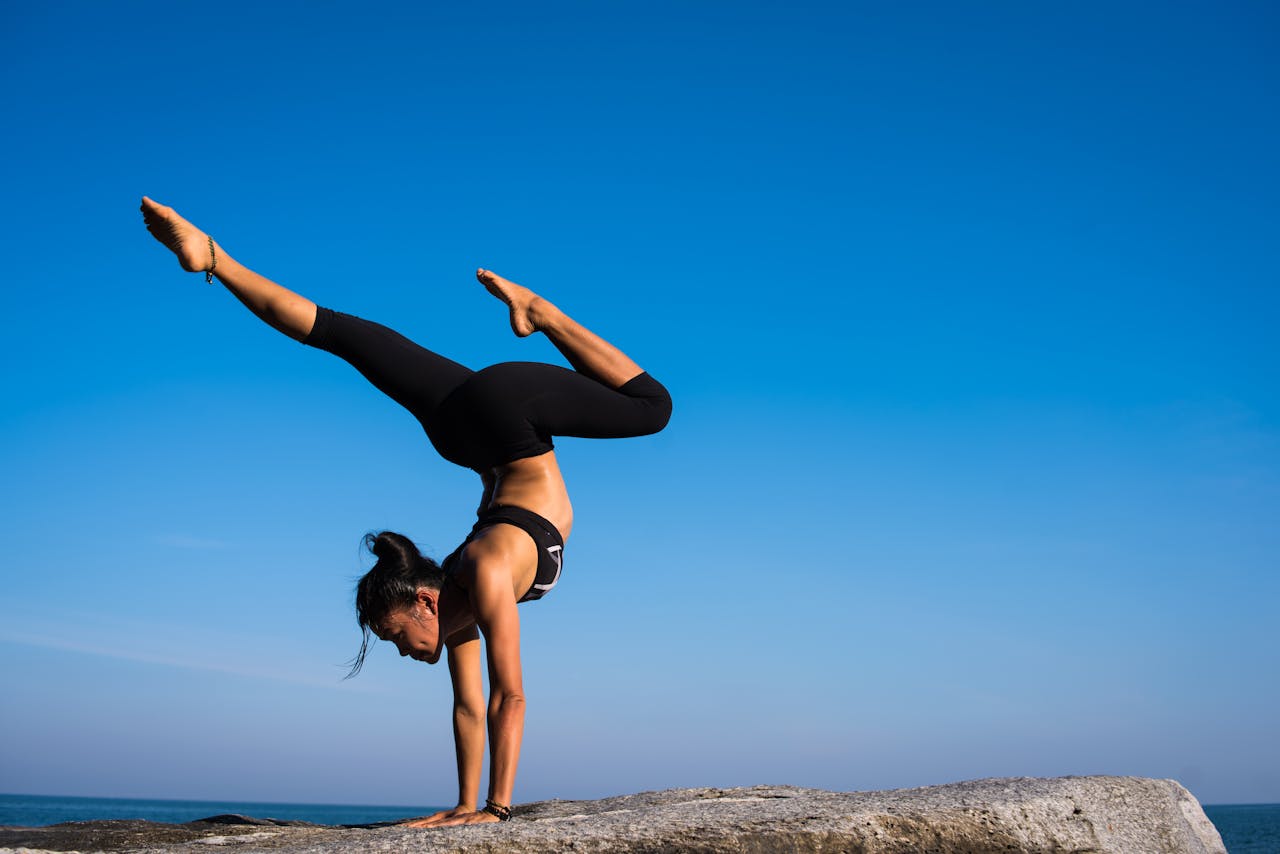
xmin=375 ymin=590 xmax=442 ymax=665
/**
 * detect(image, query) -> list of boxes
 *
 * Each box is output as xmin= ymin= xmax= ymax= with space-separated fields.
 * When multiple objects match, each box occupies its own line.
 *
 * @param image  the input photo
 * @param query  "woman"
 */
xmin=140 ymin=197 xmax=671 ymax=827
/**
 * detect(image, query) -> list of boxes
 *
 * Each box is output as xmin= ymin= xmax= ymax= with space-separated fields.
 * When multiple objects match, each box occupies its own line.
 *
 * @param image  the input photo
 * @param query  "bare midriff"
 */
xmin=487 ymin=450 xmax=574 ymax=542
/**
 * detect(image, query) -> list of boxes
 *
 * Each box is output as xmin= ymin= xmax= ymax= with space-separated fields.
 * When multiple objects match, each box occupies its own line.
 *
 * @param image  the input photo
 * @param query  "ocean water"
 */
xmin=1203 ymin=804 xmax=1280 ymax=854
xmin=0 ymin=793 xmax=446 ymax=828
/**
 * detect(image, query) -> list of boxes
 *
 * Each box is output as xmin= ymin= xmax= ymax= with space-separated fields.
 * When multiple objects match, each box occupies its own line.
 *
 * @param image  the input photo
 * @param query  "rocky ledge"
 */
xmin=0 ymin=775 xmax=1226 ymax=853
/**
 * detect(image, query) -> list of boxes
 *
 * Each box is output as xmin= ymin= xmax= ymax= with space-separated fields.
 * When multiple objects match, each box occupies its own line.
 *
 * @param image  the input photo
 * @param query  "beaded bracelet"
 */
xmin=483 ymin=799 xmax=512 ymax=821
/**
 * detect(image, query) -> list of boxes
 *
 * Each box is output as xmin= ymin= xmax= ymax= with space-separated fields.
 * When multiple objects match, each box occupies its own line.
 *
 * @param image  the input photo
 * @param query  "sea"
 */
xmin=1202 ymin=804 xmax=1280 ymax=854
xmin=1 ymin=795 xmax=1277 ymax=852
xmin=0 ymin=793 xmax=446 ymax=828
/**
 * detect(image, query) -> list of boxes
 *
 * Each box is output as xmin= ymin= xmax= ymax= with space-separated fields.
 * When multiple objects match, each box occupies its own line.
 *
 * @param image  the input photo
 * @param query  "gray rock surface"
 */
xmin=0 ymin=775 xmax=1226 ymax=853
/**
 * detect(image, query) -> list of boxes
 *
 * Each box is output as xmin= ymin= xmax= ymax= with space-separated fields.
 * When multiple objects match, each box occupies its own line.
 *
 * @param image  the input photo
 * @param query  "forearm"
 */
xmin=453 ymin=705 xmax=485 ymax=809
xmin=486 ymin=692 xmax=526 ymax=806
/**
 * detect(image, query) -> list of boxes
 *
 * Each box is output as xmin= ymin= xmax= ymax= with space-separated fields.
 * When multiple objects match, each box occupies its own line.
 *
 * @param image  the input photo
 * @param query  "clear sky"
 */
xmin=1 ymin=1 xmax=1277 ymax=809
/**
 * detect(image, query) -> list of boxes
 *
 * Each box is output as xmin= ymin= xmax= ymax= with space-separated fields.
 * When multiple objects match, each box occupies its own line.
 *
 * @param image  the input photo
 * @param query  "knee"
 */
xmin=640 ymin=381 xmax=672 ymax=435
xmin=619 ymin=372 xmax=672 ymax=435
xmin=652 ymin=390 xmax=672 ymax=433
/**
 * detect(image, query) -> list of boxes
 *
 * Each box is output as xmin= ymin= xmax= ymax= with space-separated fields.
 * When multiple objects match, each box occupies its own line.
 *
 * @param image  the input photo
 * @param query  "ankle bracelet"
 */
xmin=483 ymin=799 xmax=512 ymax=821
xmin=206 ymin=236 xmax=217 ymax=283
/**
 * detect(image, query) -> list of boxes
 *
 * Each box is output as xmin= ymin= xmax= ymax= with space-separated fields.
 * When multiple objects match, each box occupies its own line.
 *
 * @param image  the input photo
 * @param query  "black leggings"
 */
xmin=303 ymin=307 xmax=672 ymax=470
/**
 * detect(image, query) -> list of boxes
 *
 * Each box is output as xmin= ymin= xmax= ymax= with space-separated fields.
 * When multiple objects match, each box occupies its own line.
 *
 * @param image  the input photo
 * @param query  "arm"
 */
xmin=472 ymin=558 xmax=526 ymax=811
xmin=399 ymin=626 xmax=486 ymax=828
xmin=424 ymin=540 xmax=527 ymax=827
xmin=447 ymin=627 xmax=486 ymax=811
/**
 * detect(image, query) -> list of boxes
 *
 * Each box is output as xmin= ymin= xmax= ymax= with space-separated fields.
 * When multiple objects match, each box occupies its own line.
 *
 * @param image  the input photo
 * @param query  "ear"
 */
xmin=415 ymin=586 xmax=439 ymax=616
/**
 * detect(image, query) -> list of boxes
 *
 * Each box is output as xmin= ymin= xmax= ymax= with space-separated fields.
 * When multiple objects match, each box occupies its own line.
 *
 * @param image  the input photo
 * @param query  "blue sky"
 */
xmin=1 ymin=1 xmax=1277 ymax=809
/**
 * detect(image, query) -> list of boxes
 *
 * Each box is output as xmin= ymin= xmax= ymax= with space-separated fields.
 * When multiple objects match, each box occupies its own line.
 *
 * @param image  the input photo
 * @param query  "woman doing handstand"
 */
xmin=139 ymin=197 xmax=672 ymax=828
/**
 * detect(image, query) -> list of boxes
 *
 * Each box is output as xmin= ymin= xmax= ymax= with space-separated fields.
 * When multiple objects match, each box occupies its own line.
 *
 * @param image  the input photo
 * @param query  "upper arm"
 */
xmin=446 ymin=626 xmax=484 ymax=712
xmin=464 ymin=543 xmax=524 ymax=699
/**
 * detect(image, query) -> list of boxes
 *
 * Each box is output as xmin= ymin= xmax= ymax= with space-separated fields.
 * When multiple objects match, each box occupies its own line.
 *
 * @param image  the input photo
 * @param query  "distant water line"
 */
xmin=0 ymin=793 xmax=446 ymax=828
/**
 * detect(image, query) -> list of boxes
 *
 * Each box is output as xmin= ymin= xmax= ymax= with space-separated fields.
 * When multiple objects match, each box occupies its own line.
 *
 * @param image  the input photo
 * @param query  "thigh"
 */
xmin=304 ymin=307 xmax=474 ymax=420
xmin=454 ymin=362 xmax=670 ymax=456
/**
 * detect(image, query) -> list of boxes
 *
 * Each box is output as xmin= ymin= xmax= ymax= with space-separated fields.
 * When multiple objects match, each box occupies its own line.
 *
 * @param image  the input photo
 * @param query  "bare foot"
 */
xmin=476 ymin=268 xmax=553 ymax=337
xmin=140 ymin=196 xmax=218 ymax=274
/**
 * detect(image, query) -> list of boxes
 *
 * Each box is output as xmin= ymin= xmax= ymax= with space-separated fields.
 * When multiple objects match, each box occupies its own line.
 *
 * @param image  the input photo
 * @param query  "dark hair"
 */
xmin=346 ymin=531 xmax=445 ymax=677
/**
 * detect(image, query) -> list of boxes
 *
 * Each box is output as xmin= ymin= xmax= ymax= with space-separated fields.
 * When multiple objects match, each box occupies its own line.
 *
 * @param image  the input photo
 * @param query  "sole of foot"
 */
xmin=140 ymin=196 xmax=215 ymax=274
xmin=477 ymin=268 xmax=548 ymax=337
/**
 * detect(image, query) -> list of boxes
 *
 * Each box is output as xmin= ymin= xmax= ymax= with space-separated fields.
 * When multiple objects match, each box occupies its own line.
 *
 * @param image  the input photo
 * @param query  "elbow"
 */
xmin=454 ymin=700 xmax=485 ymax=723
xmin=488 ymin=691 xmax=526 ymax=719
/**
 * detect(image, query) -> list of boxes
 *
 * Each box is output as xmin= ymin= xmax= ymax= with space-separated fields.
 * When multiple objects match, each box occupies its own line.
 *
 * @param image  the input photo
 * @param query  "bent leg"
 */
xmin=516 ymin=363 xmax=670 ymax=438
xmin=453 ymin=362 xmax=669 ymax=465
xmin=476 ymin=269 xmax=645 ymax=389
xmin=141 ymin=197 xmax=317 ymax=340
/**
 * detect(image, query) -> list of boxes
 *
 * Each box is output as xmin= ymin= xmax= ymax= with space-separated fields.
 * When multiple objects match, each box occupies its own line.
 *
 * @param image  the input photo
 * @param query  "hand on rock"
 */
xmin=399 ymin=806 xmax=477 ymax=828
xmin=433 ymin=809 xmax=501 ymax=827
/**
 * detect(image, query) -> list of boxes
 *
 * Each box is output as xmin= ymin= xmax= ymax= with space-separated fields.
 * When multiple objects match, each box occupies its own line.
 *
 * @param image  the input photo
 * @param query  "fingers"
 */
xmin=400 ymin=810 xmax=500 ymax=829
xmin=398 ymin=809 xmax=451 ymax=828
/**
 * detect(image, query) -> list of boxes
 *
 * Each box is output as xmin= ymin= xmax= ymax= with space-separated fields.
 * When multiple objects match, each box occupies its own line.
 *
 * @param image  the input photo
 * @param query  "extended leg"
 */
xmin=141 ymin=197 xmax=474 ymax=434
xmin=140 ymin=197 xmax=317 ymax=341
xmin=476 ymin=269 xmax=643 ymax=389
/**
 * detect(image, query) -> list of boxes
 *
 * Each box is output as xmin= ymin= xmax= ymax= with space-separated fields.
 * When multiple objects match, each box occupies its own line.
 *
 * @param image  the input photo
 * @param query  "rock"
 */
xmin=0 ymin=775 xmax=1227 ymax=853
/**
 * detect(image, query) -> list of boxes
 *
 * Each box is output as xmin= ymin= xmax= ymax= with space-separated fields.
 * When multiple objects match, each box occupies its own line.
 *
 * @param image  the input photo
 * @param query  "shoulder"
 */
xmin=455 ymin=525 xmax=537 ymax=609
xmin=462 ymin=523 xmax=537 ymax=572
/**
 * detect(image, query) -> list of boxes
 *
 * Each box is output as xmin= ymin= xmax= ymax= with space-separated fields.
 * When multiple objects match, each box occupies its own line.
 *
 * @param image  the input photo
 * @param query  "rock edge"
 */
xmin=0 ymin=775 xmax=1227 ymax=853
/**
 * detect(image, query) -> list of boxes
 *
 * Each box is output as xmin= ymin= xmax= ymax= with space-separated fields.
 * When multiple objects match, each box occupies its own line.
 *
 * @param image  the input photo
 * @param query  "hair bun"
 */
xmin=364 ymin=531 xmax=391 ymax=560
xmin=366 ymin=530 xmax=415 ymax=562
